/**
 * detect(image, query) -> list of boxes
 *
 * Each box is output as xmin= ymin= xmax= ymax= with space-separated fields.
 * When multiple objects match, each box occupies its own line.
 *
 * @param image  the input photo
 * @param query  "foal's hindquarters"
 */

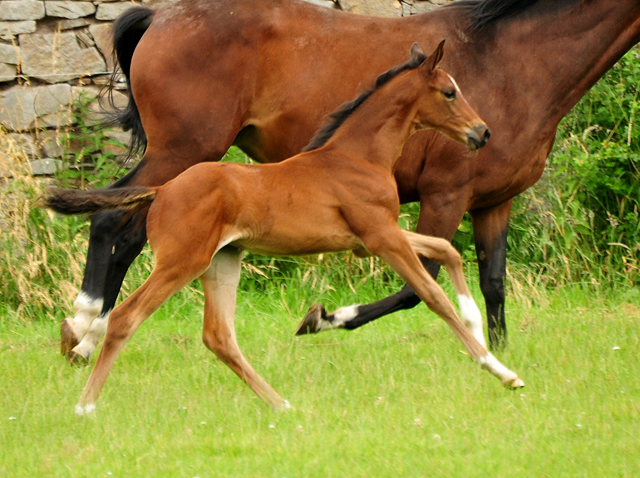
xmin=75 ymin=161 xmax=523 ymax=415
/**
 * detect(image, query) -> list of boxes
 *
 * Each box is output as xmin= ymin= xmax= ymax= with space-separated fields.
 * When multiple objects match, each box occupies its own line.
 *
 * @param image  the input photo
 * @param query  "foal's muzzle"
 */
xmin=466 ymin=124 xmax=491 ymax=150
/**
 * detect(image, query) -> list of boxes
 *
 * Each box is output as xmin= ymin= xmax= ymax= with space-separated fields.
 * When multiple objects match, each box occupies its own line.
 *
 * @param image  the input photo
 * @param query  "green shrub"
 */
xmin=509 ymin=46 xmax=640 ymax=286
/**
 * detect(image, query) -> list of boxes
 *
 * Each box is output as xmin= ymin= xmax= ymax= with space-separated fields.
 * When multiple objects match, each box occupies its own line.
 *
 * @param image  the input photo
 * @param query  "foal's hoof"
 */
xmin=295 ymin=305 xmax=327 ymax=335
xmin=60 ymin=318 xmax=79 ymax=357
xmin=504 ymin=377 xmax=525 ymax=389
xmin=66 ymin=349 xmax=89 ymax=367
xmin=274 ymin=400 xmax=292 ymax=413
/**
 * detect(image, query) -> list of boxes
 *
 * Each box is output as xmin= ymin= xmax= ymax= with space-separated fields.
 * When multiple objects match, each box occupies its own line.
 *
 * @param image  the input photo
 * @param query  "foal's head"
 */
xmin=412 ymin=41 xmax=490 ymax=151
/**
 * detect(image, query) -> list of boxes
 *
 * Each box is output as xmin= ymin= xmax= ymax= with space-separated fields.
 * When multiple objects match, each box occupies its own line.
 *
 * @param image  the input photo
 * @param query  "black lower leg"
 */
xmin=477 ymin=228 xmax=508 ymax=350
xmin=99 ymin=210 xmax=149 ymax=316
xmin=335 ymin=258 xmax=440 ymax=330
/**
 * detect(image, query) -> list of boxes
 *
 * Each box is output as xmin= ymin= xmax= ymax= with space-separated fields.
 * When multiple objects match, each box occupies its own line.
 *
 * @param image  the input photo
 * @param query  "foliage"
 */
xmin=508 ymin=46 xmax=640 ymax=287
xmin=0 ymin=94 xmax=133 ymax=321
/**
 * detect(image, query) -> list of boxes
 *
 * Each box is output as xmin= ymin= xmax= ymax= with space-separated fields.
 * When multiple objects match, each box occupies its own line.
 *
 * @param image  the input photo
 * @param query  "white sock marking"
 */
xmin=72 ymin=311 xmax=110 ymax=360
xmin=456 ymin=294 xmax=486 ymax=349
xmin=478 ymin=353 xmax=520 ymax=386
xmin=69 ymin=292 xmax=104 ymax=339
xmin=330 ymin=305 xmax=360 ymax=328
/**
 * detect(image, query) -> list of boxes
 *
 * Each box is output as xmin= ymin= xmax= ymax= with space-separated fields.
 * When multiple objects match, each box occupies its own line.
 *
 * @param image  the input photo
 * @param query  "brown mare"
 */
xmin=61 ymin=0 xmax=640 ymax=365
xmin=44 ymin=44 xmax=522 ymax=414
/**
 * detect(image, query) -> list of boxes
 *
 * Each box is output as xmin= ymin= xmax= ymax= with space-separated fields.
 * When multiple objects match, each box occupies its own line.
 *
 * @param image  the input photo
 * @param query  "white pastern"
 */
xmin=330 ymin=305 xmax=360 ymax=328
xmin=478 ymin=353 xmax=523 ymax=387
xmin=72 ymin=311 xmax=110 ymax=360
xmin=456 ymin=294 xmax=486 ymax=349
xmin=69 ymin=292 xmax=104 ymax=339
xmin=74 ymin=403 xmax=96 ymax=417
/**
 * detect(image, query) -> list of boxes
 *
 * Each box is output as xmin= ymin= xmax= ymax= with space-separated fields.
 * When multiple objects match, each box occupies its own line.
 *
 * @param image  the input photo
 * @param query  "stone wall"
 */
xmin=0 ymin=0 xmax=453 ymax=177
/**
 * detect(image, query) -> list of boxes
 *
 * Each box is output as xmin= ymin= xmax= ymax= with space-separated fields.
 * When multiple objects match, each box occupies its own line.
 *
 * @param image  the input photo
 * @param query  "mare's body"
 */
xmin=62 ymin=0 xmax=640 ymax=363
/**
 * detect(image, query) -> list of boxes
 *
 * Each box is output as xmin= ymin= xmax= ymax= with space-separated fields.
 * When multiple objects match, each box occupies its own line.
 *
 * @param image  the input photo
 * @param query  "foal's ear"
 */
xmin=423 ymin=40 xmax=446 ymax=74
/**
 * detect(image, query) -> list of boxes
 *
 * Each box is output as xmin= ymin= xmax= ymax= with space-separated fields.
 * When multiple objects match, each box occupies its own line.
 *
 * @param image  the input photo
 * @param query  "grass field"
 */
xmin=1 ymin=272 xmax=639 ymax=477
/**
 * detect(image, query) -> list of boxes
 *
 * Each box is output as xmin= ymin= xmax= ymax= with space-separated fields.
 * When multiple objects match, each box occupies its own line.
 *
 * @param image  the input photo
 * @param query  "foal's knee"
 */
xmin=434 ymin=239 xmax=463 ymax=269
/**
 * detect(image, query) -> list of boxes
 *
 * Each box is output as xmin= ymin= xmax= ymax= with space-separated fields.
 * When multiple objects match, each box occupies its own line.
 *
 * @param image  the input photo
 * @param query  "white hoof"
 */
xmin=274 ymin=400 xmax=292 ymax=412
xmin=505 ymin=377 xmax=525 ymax=389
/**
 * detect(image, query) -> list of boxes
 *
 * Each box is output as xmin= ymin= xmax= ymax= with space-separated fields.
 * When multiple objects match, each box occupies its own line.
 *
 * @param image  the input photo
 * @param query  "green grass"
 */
xmin=1 ymin=277 xmax=639 ymax=477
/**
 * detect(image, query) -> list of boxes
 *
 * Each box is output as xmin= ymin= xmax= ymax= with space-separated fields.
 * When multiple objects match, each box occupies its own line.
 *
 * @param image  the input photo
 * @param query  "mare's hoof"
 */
xmin=66 ymin=350 xmax=89 ymax=367
xmin=295 ymin=305 xmax=327 ymax=335
xmin=504 ymin=377 xmax=525 ymax=389
xmin=60 ymin=318 xmax=79 ymax=357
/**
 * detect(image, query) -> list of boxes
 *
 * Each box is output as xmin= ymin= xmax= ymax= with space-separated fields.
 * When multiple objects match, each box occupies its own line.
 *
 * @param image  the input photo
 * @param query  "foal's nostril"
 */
xmin=470 ymin=125 xmax=490 ymax=149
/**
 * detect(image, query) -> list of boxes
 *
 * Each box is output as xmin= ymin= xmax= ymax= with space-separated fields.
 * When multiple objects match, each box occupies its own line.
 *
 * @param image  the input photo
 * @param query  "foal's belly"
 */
xmin=231 ymin=205 xmax=363 ymax=256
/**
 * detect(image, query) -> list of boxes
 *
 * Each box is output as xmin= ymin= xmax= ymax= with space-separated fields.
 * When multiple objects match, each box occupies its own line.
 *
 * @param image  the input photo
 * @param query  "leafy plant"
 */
xmin=509 ymin=46 xmax=640 ymax=287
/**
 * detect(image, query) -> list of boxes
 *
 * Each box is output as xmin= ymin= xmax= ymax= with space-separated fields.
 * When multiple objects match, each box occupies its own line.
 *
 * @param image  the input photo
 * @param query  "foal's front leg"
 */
xmin=402 ymin=231 xmax=486 ymax=349
xmin=296 ymin=231 xmax=487 ymax=349
xmin=363 ymin=226 xmax=523 ymax=388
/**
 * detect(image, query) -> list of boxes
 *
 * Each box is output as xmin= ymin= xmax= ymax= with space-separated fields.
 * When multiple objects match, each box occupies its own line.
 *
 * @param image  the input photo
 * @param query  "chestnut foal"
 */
xmin=44 ymin=43 xmax=522 ymax=414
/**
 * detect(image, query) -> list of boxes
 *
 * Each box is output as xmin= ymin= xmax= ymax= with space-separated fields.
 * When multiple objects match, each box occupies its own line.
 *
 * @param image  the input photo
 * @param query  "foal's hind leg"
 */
xmin=75 ymin=263 xmax=198 ymax=415
xmin=200 ymin=247 xmax=288 ymax=411
xmin=362 ymin=226 xmax=523 ymax=388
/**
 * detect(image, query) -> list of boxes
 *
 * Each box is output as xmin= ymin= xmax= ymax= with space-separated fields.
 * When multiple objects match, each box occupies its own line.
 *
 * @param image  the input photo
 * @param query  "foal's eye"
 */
xmin=443 ymin=89 xmax=457 ymax=100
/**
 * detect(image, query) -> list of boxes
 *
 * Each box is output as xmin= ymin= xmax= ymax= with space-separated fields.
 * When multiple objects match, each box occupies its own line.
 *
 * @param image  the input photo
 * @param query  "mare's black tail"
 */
xmin=102 ymin=6 xmax=154 ymax=156
xmin=41 ymin=187 xmax=157 ymax=215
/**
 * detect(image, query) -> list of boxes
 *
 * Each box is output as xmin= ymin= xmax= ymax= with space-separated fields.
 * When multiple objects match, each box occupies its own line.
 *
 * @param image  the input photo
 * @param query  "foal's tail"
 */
xmin=102 ymin=6 xmax=154 ymax=155
xmin=41 ymin=186 xmax=158 ymax=216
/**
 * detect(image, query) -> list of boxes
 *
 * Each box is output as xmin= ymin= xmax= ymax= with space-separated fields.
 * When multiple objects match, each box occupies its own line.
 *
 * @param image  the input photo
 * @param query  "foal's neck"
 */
xmin=322 ymin=72 xmax=422 ymax=172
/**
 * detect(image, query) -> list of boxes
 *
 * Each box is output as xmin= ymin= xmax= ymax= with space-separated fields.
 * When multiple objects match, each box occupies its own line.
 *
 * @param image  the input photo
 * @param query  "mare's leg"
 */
xmin=60 ymin=208 xmax=136 ymax=360
xmin=65 ymin=210 xmax=148 ymax=365
xmin=62 ymin=148 xmax=227 ymax=364
xmin=361 ymin=226 xmax=523 ymax=388
xmin=297 ymin=233 xmax=485 ymax=348
xmin=297 ymin=199 xmax=465 ymax=335
xmin=296 ymin=257 xmax=438 ymax=335
xmin=470 ymin=200 xmax=513 ymax=350
xmin=200 ymin=247 xmax=288 ymax=411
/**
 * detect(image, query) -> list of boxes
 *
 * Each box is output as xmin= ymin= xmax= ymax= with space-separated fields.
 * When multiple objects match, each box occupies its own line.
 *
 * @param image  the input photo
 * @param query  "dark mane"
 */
xmin=302 ymin=51 xmax=427 ymax=152
xmin=447 ymin=0 xmax=540 ymax=31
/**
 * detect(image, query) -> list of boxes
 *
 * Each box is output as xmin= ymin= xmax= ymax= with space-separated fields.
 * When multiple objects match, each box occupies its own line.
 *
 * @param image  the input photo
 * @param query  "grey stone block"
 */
xmin=0 ymin=20 xmax=37 ymax=40
xmin=303 ymin=0 xmax=337 ymax=8
xmin=7 ymin=133 xmax=39 ymax=158
xmin=0 ymin=43 xmax=19 ymax=64
xmin=0 ymin=84 xmax=72 ymax=131
xmin=338 ymin=0 xmax=402 ymax=17
xmin=30 ymin=158 xmax=62 ymax=175
xmin=20 ymin=31 xmax=107 ymax=83
xmin=0 ymin=1 xmax=45 ymax=21
xmin=0 ymin=62 xmax=16 ymax=82
xmin=57 ymin=18 xmax=91 ymax=30
xmin=88 ymin=23 xmax=114 ymax=70
xmin=95 ymin=3 xmax=135 ymax=21
xmin=45 ymin=1 xmax=96 ymax=19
